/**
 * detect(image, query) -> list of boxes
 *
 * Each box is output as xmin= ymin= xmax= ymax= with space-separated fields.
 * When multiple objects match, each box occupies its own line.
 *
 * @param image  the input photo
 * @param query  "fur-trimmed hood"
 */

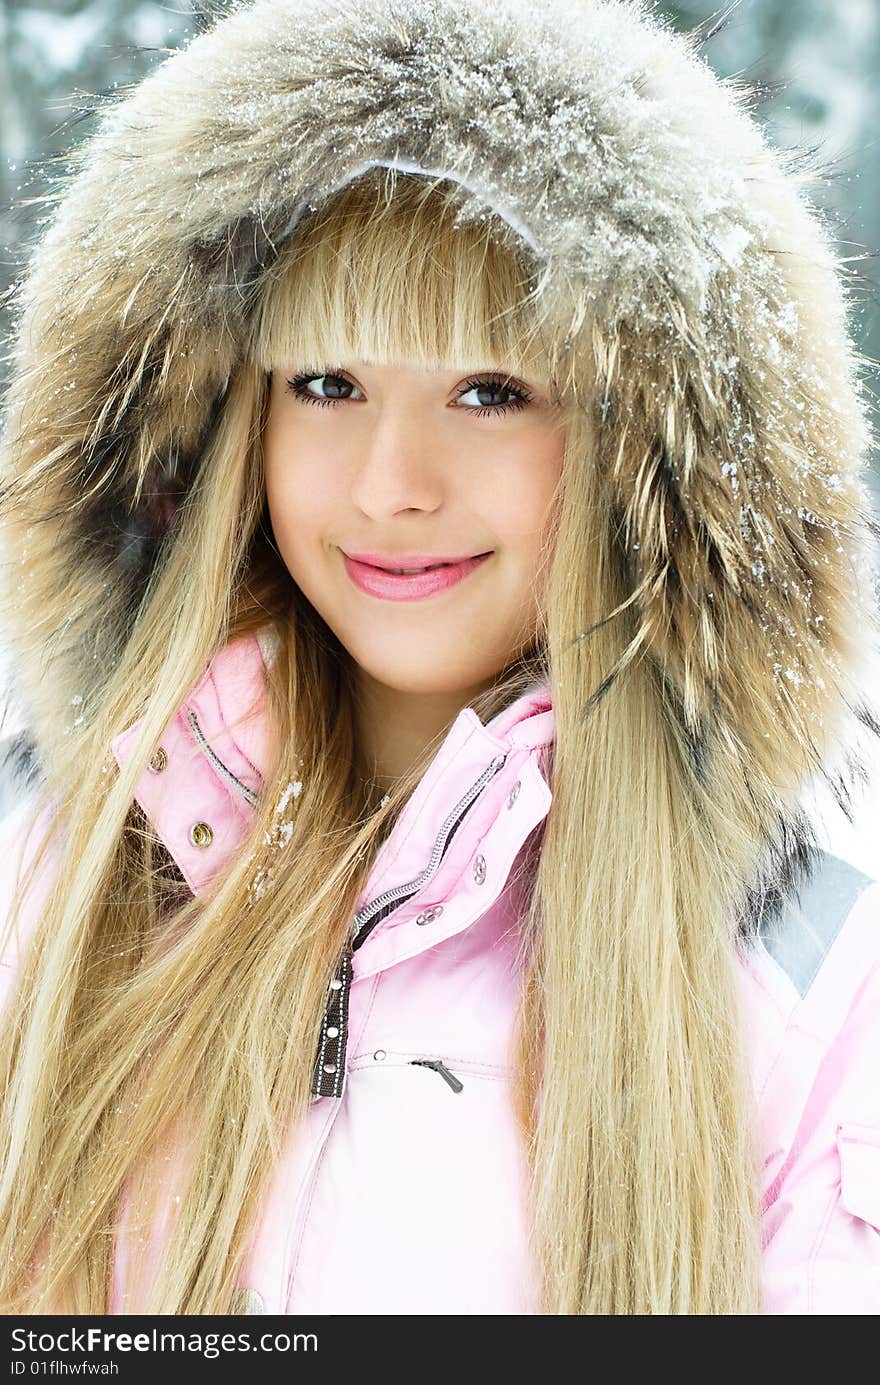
xmin=0 ymin=0 xmax=878 ymax=882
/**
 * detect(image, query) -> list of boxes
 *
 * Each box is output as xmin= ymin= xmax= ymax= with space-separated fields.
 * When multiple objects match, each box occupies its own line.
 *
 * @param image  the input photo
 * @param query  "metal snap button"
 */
xmin=148 ymin=747 xmax=167 ymax=773
xmin=373 ymin=1049 xmax=386 ymax=1061
xmin=327 ymin=1026 xmax=339 ymax=1038
xmin=189 ymin=821 xmax=213 ymax=848
xmin=329 ymin=978 xmax=342 ymax=991
xmin=507 ymin=780 xmax=520 ymax=808
xmin=473 ymin=853 xmax=486 ymax=885
xmin=415 ymin=905 xmax=444 ymax=925
xmin=322 ymin=1062 xmax=337 ymax=1074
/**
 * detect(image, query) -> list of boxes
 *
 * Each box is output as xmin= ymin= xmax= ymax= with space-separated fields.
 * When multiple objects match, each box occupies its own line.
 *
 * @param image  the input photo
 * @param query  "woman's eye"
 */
xmin=285 ymin=372 xmax=361 ymax=407
xmin=457 ymin=378 xmax=531 ymax=416
xmin=283 ymin=371 xmax=532 ymax=417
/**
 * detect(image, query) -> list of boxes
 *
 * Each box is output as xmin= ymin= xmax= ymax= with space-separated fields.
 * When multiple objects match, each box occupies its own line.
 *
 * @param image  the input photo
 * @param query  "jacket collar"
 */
xmin=111 ymin=629 xmax=554 ymax=901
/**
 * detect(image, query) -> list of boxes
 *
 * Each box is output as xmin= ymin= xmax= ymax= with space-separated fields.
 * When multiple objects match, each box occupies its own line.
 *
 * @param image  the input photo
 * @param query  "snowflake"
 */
xmin=274 ymin=780 xmax=302 ymax=814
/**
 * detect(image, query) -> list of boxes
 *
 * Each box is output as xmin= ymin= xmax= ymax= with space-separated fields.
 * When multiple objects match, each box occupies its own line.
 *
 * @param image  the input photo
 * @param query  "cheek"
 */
xmin=489 ymin=434 xmax=564 ymax=549
xmin=263 ymin=434 xmax=339 ymax=565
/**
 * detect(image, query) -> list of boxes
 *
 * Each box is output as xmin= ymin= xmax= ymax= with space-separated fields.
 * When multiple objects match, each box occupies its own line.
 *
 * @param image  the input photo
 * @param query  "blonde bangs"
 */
xmin=252 ymin=166 xmax=559 ymax=389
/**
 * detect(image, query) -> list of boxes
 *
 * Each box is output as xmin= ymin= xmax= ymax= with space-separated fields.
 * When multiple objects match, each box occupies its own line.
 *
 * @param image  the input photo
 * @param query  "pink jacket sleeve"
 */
xmin=754 ymin=878 xmax=880 ymax=1312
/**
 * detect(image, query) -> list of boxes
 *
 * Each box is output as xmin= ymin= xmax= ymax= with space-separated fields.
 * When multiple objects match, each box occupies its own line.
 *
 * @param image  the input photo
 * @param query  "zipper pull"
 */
xmin=409 ymin=1058 xmax=464 ymax=1093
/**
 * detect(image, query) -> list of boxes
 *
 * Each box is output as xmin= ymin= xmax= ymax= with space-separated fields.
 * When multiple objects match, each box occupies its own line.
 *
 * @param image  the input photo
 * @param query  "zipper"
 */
xmin=186 ymin=708 xmax=259 ymax=806
xmin=409 ymin=1058 xmax=464 ymax=1093
xmin=350 ymin=751 xmax=507 ymax=951
xmin=310 ymin=750 xmax=508 ymax=1099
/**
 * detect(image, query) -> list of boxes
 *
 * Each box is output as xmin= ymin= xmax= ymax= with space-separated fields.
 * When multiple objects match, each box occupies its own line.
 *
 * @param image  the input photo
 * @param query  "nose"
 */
xmin=348 ymin=403 xmax=445 ymax=518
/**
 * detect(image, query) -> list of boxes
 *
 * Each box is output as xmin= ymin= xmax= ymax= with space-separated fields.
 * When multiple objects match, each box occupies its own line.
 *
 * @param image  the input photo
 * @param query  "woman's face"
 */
xmin=262 ymin=359 xmax=565 ymax=698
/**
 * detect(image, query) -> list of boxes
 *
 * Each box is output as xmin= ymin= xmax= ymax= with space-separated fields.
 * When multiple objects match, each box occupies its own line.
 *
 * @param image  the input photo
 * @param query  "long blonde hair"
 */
xmin=0 ymin=166 xmax=765 ymax=1313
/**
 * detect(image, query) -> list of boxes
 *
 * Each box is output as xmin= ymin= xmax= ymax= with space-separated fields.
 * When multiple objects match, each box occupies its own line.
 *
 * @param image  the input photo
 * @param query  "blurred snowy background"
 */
xmin=0 ymin=0 xmax=877 ymax=871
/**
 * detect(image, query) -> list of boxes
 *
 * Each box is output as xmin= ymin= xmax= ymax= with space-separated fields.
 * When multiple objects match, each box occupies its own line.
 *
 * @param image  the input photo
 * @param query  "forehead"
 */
xmin=252 ymin=205 xmax=556 ymax=386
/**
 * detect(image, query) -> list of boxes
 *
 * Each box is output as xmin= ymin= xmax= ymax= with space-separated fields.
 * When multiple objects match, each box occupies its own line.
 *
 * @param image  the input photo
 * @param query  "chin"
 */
xmin=342 ymin=645 xmax=447 ymax=685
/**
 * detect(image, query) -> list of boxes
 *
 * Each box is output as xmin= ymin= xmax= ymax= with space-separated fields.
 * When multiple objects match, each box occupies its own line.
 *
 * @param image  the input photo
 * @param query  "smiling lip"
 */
xmin=341 ymin=550 xmax=493 ymax=601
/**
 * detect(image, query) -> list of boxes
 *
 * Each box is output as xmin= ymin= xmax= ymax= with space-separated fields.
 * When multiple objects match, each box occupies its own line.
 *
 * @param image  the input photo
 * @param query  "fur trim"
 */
xmin=0 ymin=0 xmax=878 ymax=897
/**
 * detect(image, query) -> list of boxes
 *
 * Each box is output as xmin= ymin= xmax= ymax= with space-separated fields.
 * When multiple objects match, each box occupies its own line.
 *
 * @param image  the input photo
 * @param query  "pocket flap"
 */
xmin=837 ymin=1122 xmax=880 ymax=1229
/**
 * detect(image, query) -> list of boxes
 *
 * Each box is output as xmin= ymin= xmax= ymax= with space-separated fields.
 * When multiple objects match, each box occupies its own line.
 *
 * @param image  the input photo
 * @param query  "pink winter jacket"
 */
xmin=1 ymin=628 xmax=879 ymax=1314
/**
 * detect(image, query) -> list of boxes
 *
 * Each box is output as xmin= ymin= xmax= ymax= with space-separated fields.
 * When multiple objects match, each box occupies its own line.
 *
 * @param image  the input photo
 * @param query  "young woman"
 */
xmin=0 ymin=0 xmax=878 ymax=1316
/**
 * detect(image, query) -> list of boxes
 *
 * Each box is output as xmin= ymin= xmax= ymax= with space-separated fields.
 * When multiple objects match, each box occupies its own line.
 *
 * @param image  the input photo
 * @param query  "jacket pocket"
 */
xmin=836 ymin=1122 xmax=880 ymax=1229
xmin=349 ymin=1049 xmax=512 ymax=1089
xmin=790 ymin=1122 xmax=880 ymax=1313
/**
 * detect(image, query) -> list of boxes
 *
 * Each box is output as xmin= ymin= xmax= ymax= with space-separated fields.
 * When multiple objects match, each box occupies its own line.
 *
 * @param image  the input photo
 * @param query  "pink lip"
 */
xmin=342 ymin=551 xmax=493 ymax=601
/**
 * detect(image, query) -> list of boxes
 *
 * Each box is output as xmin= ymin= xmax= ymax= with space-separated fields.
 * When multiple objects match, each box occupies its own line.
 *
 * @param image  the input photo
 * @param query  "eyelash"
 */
xmin=283 ymin=368 xmax=533 ymax=418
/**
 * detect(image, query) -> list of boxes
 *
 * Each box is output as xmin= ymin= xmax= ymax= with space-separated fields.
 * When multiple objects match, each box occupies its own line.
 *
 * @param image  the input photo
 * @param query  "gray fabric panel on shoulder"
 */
xmin=759 ymin=850 xmax=875 ymax=997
